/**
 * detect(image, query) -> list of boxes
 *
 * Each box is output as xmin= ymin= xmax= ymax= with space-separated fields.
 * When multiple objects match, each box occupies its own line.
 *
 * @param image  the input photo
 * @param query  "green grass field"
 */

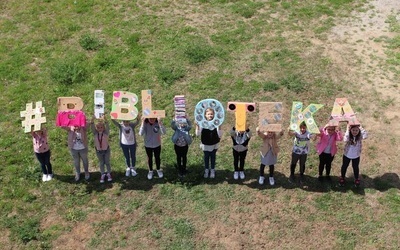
xmin=1 ymin=0 xmax=400 ymax=249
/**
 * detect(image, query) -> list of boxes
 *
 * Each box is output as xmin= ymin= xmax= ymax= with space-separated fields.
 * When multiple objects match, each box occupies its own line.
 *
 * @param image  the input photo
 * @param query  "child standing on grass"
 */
xmin=230 ymin=126 xmax=251 ymax=180
xmin=31 ymin=127 xmax=53 ymax=182
xmin=112 ymin=116 xmax=140 ymax=177
xmin=288 ymin=121 xmax=314 ymax=183
xmin=315 ymin=123 xmax=343 ymax=182
xmin=139 ymin=117 xmax=166 ymax=180
xmin=63 ymin=124 xmax=90 ymax=182
xmin=171 ymin=118 xmax=193 ymax=177
xmin=91 ymin=116 xmax=112 ymax=183
xmin=339 ymin=124 xmax=368 ymax=187
xmin=256 ymin=127 xmax=283 ymax=185
xmin=195 ymin=108 xmax=222 ymax=179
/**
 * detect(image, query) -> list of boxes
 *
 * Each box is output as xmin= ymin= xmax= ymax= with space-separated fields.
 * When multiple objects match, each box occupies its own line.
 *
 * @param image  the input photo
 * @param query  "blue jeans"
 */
xmin=121 ymin=143 xmax=136 ymax=168
xmin=203 ymin=149 xmax=217 ymax=170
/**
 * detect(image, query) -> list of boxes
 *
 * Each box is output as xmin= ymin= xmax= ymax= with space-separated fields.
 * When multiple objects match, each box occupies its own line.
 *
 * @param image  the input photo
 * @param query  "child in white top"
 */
xmin=230 ymin=126 xmax=251 ymax=180
xmin=339 ymin=124 xmax=368 ymax=187
xmin=288 ymin=121 xmax=314 ymax=183
xmin=112 ymin=116 xmax=139 ymax=177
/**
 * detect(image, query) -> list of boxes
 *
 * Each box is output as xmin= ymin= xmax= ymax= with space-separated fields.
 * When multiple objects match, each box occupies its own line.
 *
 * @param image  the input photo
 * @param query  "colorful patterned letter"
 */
xmin=110 ymin=91 xmax=139 ymax=120
xmin=330 ymin=98 xmax=360 ymax=125
xmin=227 ymin=102 xmax=256 ymax=131
xmin=290 ymin=102 xmax=323 ymax=134
xmin=56 ymin=97 xmax=86 ymax=127
xmin=194 ymin=99 xmax=225 ymax=130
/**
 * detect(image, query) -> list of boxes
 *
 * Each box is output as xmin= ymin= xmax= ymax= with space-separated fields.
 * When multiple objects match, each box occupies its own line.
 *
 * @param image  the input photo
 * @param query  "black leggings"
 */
xmin=233 ymin=149 xmax=247 ymax=171
xmin=290 ymin=153 xmax=307 ymax=176
xmin=341 ymin=155 xmax=360 ymax=179
xmin=35 ymin=150 xmax=53 ymax=175
xmin=318 ymin=152 xmax=334 ymax=176
xmin=174 ymin=144 xmax=188 ymax=174
xmin=145 ymin=146 xmax=161 ymax=171
xmin=260 ymin=164 xmax=274 ymax=177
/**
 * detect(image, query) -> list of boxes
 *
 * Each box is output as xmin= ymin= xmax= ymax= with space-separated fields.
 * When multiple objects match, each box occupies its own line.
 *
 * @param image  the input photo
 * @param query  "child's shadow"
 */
xmin=54 ymin=173 xmax=114 ymax=194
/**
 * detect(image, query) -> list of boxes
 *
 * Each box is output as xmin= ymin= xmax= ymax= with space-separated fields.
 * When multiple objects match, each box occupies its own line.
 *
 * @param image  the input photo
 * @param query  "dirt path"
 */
xmin=318 ymin=0 xmax=400 ymax=175
xmin=324 ymin=0 xmax=400 ymax=135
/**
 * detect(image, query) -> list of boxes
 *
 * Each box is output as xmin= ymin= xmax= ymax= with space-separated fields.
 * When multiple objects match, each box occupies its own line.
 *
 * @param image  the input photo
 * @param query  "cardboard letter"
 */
xmin=174 ymin=95 xmax=187 ymax=124
xmin=94 ymin=90 xmax=105 ymax=119
xmin=227 ymin=101 xmax=256 ymax=131
xmin=289 ymin=102 xmax=323 ymax=134
xmin=57 ymin=97 xmax=84 ymax=111
xmin=194 ymin=99 xmax=225 ymax=130
xmin=258 ymin=102 xmax=283 ymax=132
xmin=329 ymin=98 xmax=360 ymax=126
xmin=141 ymin=90 xmax=166 ymax=118
xmin=20 ymin=101 xmax=46 ymax=133
xmin=110 ymin=91 xmax=139 ymax=120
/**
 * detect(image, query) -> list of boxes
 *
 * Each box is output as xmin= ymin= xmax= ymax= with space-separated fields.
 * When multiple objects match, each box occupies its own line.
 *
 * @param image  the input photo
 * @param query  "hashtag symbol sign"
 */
xmin=20 ymin=101 xmax=47 ymax=133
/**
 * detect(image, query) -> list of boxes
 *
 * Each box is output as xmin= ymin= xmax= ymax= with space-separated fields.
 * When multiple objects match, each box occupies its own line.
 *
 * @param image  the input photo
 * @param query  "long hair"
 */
xmin=348 ymin=125 xmax=361 ymax=146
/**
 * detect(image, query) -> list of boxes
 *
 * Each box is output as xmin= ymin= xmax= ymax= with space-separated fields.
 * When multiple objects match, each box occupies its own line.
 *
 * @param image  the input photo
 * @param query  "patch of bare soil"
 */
xmin=324 ymin=0 xmax=400 ymax=134
xmin=319 ymin=0 xmax=400 ymax=176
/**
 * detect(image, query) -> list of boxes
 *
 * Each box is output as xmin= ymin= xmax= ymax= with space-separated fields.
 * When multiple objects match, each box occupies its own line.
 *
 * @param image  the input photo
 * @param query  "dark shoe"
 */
xmin=318 ymin=176 xmax=324 ymax=182
xmin=354 ymin=179 xmax=360 ymax=187
xmin=299 ymin=174 xmax=305 ymax=183
xmin=339 ymin=177 xmax=345 ymax=187
xmin=288 ymin=175 xmax=295 ymax=183
xmin=326 ymin=176 xmax=332 ymax=182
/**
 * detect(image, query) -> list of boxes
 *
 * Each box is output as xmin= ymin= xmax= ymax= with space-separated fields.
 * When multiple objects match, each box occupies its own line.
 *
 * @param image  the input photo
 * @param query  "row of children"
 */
xmin=31 ymin=107 xmax=368 ymax=187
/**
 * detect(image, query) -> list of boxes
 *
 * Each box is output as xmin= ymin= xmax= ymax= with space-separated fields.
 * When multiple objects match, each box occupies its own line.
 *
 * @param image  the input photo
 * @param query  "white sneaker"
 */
xmin=239 ymin=171 xmax=245 ymax=180
xmin=204 ymin=169 xmax=209 ymax=178
xmin=130 ymin=167 xmax=137 ymax=177
xmin=107 ymin=173 xmax=112 ymax=182
xmin=125 ymin=167 xmax=131 ymax=177
xmin=75 ymin=173 xmax=80 ymax=182
xmin=258 ymin=176 xmax=265 ymax=185
xmin=210 ymin=169 xmax=215 ymax=179
xmin=157 ymin=169 xmax=164 ymax=178
xmin=42 ymin=174 xmax=48 ymax=182
xmin=147 ymin=171 xmax=154 ymax=180
xmin=269 ymin=177 xmax=275 ymax=186
xmin=46 ymin=174 xmax=53 ymax=181
xmin=85 ymin=172 xmax=90 ymax=180
xmin=233 ymin=171 xmax=239 ymax=180
xmin=100 ymin=174 xmax=106 ymax=183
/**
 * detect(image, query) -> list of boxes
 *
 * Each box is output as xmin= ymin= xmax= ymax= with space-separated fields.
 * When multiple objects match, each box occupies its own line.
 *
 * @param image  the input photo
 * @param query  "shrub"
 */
xmin=50 ymin=56 xmax=89 ymax=85
xmin=79 ymin=33 xmax=103 ymax=51
xmin=184 ymin=42 xmax=215 ymax=64
xmin=280 ymin=74 xmax=306 ymax=92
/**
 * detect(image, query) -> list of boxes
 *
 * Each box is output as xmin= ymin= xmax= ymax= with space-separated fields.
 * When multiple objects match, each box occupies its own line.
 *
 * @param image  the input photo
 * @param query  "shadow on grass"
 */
xmin=52 ymin=168 xmax=400 ymax=195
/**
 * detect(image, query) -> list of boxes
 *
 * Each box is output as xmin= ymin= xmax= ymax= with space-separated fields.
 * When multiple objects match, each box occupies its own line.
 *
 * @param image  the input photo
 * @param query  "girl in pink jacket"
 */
xmin=315 ymin=123 xmax=343 ymax=182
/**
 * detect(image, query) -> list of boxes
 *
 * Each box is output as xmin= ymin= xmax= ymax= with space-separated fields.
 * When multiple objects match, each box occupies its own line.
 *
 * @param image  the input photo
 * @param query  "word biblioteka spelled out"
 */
xmin=22 ymin=93 xmax=360 ymax=134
